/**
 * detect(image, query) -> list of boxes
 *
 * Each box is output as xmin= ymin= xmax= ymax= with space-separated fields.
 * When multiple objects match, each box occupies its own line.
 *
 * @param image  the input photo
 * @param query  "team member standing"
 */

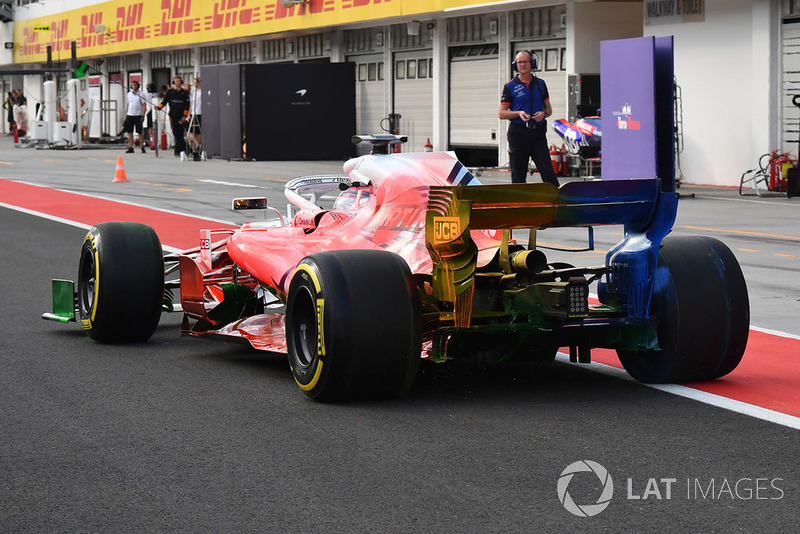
xmin=157 ymin=76 xmax=190 ymax=160
xmin=14 ymin=89 xmax=28 ymax=137
xmin=498 ymin=50 xmax=559 ymax=186
xmin=143 ymin=82 xmax=158 ymax=146
xmin=4 ymin=91 xmax=16 ymax=134
xmin=188 ymin=77 xmax=203 ymax=161
xmin=123 ymin=81 xmax=146 ymax=154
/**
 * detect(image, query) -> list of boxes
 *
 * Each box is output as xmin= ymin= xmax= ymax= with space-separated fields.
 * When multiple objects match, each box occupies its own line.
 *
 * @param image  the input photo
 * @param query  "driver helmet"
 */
xmin=333 ymin=188 xmax=370 ymax=211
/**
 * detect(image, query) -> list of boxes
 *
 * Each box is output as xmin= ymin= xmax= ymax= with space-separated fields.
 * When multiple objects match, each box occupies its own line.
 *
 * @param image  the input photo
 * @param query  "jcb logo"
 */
xmin=433 ymin=217 xmax=461 ymax=243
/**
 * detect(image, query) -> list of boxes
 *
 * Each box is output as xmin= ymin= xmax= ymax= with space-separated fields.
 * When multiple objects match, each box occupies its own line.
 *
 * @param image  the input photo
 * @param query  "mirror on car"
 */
xmin=232 ymin=197 xmax=268 ymax=211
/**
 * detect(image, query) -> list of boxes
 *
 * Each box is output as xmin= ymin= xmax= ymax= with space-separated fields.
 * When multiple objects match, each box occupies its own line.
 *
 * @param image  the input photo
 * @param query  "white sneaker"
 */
xmin=201 ymin=151 xmax=206 ymax=161
xmin=179 ymin=151 xmax=186 ymax=162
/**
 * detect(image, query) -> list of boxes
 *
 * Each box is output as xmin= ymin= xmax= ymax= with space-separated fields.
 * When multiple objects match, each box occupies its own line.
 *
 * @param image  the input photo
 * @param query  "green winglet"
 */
xmin=41 ymin=279 xmax=77 ymax=323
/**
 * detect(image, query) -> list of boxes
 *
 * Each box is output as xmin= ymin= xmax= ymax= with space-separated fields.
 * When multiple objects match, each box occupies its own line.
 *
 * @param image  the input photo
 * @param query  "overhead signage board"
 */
xmin=644 ymin=0 xmax=705 ymax=26
xmin=13 ymin=0 xmax=503 ymax=64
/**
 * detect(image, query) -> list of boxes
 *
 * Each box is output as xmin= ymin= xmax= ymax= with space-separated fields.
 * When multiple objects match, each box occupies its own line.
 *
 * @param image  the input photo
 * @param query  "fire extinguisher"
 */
xmin=160 ymin=131 xmax=168 ymax=151
xmin=560 ymin=144 xmax=568 ymax=176
xmin=770 ymin=150 xmax=792 ymax=192
xmin=549 ymin=144 xmax=561 ymax=175
xmin=424 ymin=138 xmax=433 ymax=152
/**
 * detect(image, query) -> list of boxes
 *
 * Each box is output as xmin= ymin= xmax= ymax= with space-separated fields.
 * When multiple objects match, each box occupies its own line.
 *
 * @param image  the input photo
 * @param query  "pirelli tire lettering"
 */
xmin=285 ymin=250 xmax=422 ymax=402
xmin=286 ymin=264 xmax=327 ymax=393
xmin=79 ymin=232 xmax=100 ymax=331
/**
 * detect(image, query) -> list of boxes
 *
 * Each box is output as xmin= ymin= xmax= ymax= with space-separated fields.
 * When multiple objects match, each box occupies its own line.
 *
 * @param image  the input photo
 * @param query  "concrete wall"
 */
xmin=645 ymin=0 xmax=779 ymax=186
xmin=0 ymin=21 xmax=13 ymax=66
xmin=567 ymin=1 xmax=644 ymax=75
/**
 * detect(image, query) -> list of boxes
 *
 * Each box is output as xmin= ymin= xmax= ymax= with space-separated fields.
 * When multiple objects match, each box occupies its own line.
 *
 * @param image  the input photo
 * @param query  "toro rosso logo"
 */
xmin=433 ymin=217 xmax=462 ymax=244
xmin=613 ymin=103 xmax=641 ymax=130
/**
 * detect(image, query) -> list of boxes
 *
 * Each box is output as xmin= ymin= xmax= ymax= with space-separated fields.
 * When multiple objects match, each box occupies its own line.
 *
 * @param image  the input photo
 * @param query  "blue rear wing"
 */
xmin=600 ymin=36 xmax=675 ymax=191
xmin=597 ymin=36 xmax=678 ymax=319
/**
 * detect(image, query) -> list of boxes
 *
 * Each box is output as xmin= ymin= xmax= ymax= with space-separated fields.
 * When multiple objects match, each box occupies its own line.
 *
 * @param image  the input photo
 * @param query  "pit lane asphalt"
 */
xmin=1 ymin=139 xmax=799 ymax=532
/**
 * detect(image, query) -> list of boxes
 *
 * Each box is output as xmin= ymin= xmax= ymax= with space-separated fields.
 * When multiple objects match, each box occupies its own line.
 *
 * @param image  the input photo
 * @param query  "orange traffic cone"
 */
xmin=113 ymin=155 xmax=128 ymax=183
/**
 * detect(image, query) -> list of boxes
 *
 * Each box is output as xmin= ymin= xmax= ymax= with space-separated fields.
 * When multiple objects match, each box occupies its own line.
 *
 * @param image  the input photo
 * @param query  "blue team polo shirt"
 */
xmin=501 ymin=76 xmax=549 ymax=126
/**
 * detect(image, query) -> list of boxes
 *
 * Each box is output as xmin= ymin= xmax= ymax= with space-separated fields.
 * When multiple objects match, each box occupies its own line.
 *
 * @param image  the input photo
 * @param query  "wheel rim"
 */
xmin=291 ymin=285 xmax=318 ymax=369
xmin=78 ymin=247 xmax=96 ymax=316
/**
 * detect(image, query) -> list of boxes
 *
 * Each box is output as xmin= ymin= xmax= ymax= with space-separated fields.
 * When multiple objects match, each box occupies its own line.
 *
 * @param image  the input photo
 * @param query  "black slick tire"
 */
xmin=617 ymin=235 xmax=749 ymax=383
xmin=77 ymin=222 xmax=164 ymax=343
xmin=286 ymin=250 xmax=421 ymax=402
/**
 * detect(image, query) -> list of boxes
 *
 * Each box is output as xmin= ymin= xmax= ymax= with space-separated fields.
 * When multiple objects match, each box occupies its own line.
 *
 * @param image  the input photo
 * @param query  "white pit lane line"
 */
xmin=574 ymin=292 xmax=800 ymax=430
xmin=555 ymin=352 xmax=800 ymax=431
xmin=196 ymin=179 xmax=260 ymax=188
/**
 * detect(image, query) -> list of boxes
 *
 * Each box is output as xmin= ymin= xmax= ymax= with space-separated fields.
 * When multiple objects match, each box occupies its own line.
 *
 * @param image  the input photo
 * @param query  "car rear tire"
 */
xmin=286 ymin=250 xmax=421 ymax=401
xmin=77 ymin=222 xmax=164 ymax=343
xmin=617 ymin=235 xmax=749 ymax=383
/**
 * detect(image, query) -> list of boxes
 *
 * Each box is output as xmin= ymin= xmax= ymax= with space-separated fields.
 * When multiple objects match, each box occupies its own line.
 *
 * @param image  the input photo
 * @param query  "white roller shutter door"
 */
xmin=393 ymin=51 xmax=433 ymax=153
xmin=349 ymin=54 xmax=386 ymax=154
xmin=782 ymin=20 xmax=800 ymax=153
xmin=449 ymin=56 xmax=499 ymax=148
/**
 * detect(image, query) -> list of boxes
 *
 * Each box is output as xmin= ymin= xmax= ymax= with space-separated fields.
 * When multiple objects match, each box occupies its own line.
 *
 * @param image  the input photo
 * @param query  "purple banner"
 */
xmin=600 ymin=37 xmax=658 ymax=181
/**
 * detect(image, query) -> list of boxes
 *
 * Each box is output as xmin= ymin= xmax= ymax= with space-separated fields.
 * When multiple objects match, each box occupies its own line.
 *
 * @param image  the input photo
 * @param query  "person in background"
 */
xmin=188 ymin=77 xmax=203 ymax=161
xmin=4 ymin=91 xmax=16 ymax=134
xmin=123 ymin=81 xmax=146 ymax=154
xmin=143 ymin=82 xmax=158 ymax=146
xmin=14 ymin=89 xmax=28 ymax=137
xmin=157 ymin=76 xmax=190 ymax=160
xmin=498 ymin=50 xmax=559 ymax=186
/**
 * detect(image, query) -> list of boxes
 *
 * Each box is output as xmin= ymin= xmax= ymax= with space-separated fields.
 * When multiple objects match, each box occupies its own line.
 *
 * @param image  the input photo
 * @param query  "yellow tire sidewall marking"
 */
xmin=81 ymin=232 xmax=101 ymax=329
xmin=293 ymin=263 xmax=326 ymax=392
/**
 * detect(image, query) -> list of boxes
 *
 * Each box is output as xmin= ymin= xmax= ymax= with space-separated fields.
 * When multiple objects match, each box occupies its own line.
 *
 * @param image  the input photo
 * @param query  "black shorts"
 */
xmin=189 ymin=115 xmax=202 ymax=134
xmin=123 ymin=115 xmax=143 ymax=134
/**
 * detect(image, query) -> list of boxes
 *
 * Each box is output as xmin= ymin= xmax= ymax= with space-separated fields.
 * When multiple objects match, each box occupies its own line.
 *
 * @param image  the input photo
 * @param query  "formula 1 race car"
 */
xmin=42 ymin=133 xmax=749 ymax=401
xmin=553 ymin=116 xmax=602 ymax=156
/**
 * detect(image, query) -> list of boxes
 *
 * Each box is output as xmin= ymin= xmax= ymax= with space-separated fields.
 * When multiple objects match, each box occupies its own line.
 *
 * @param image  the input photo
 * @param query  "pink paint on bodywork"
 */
xmin=227 ymin=152 xmax=502 ymax=295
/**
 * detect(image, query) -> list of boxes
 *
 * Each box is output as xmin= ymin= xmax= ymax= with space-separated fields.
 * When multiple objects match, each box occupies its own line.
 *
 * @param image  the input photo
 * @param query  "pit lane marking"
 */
xmin=702 ymin=195 xmax=800 ymax=208
xmin=196 ymin=179 xmax=259 ymax=188
xmin=133 ymin=180 xmax=191 ymax=192
xmin=556 ymin=352 xmax=800 ymax=431
xmin=736 ymin=249 xmax=797 ymax=259
xmin=0 ymin=160 xmax=12 ymax=165
xmin=680 ymin=225 xmax=800 ymax=241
